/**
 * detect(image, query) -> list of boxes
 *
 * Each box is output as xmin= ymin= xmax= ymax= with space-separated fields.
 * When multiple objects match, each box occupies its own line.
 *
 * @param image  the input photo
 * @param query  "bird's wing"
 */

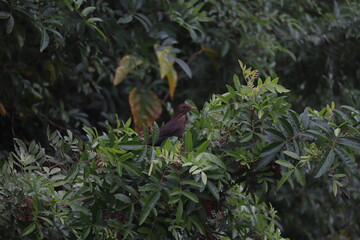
xmin=159 ymin=120 xmax=179 ymax=138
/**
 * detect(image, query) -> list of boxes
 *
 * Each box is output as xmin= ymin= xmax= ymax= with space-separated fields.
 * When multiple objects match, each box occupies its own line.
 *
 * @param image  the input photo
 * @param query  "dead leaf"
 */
xmin=0 ymin=103 xmax=7 ymax=116
xmin=129 ymin=87 xmax=162 ymax=131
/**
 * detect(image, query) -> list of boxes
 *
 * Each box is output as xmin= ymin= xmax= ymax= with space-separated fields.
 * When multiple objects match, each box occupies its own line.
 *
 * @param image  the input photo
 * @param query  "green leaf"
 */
xmin=139 ymin=191 xmax=161 ymax=225
xmin=335 ymin=148 xmax=358 ymax=174
xmin=287 ymin=110 xmax=300 ymax=132
xmin=207 ymin=181 xmax=219 ymax=201
xmin=260 ymin=142 xmax=284 ymax=157
xmin=275 ymin=160 xmax=294 ymax=169
xmin=314 ymin=149 xmax=335 ymax=178
xmin=175 ymin=57 xmax=192 ymax=78
xmin=86 ymin=17 xmax=103 ymax=23
xmin=81 ymin=6 xmax=96 ymax=16
xmin=182 ymin=191 xmax=199 ymax=203
xmin=136 ymin=147 xmax=147 ymax=162
xmin=134 ymin=13 xmax=152 ymax=32
xmin=306 ymin=130 xmax=329 ymax=142
xmin=283 ymin=150 xmax=300 ymax=160
xmin=40 ymin=29 xmax=49 ymax=52
xmin=152 ymin=122 xmax=160 ymax=146
xmin=119 ymin=152 xmax=134 ymax=161
xmin=169 ymin=188 xmax=182 ymax=196
xmin=182 ymin=179 xmax=202 ymax=188
xmin=279 ymin=118 xmax=294 ymax=137
xmin=90 ymin=24 xmax=107 ymax=41
xmin=6 ymin=15 xmax=14 ymax=34
xmin=185 ymin=129 xmax=193 ymax=152
xmin=203 ymin=153 xmax=227 ymax=170
xmin=277 ymin=169 xmax=294 ymax=190
xmin=196 ymin=140 xmax=210 ymax=153
xmin=138 ymin=227 xmax=151 ymax=234
xmin=189 ymin=216 xmax=205 ymax=235
xmin=119 ymin=142 xmax=144 ymax=150
xmin=21 ymin=222 xmax=36 ymax=237
xmin=201 ymin=171 xmax=207 ymax=185
xmin=333 ymin=180 xmax=338 ymax=197
xmin=64 ymin=164 xmax=79 ymax=183
xmin=233 ymin=74 xmax=241 ymax=90
xmin=294 ymin=168 xmax=306 ymax=186
xmin=115 ymin=193 xmax=132 ymax=204
xmin=175 ymin=200 xmax=183 ymax=225
xmin=338 ymin=137 xmax=360 ymax=151
xmin=122 ymin=161 xmax=142 ymax=176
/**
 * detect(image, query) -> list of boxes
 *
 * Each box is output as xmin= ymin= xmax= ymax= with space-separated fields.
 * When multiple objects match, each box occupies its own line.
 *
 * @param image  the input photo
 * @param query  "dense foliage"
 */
xmin=2 ymin=0 xmax=360 ymax=156
xmin=1 ymin=63 xmax=359 ymax=239
xmin=1 ymin=0 xmax=360 ymax=239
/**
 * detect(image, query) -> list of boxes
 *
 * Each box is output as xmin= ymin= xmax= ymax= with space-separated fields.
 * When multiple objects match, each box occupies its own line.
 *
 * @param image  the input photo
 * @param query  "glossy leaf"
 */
xmin=283 ymin=150 xmax=300 ymax=160
xmin=182 ymin=191 xmax=199 ymax=203
xmin=207 ymin=181 xmax=219 ymax=201
xmin=338 ymin=137 xmax=360 ymax=151
xmin=260 ymin=142 xmax=284 ymax=157
xmin=294 ymin=168 xmax=306 ymax=186
xmin=275 ymin=160 xmax=294 ymax=169
xmin=335 ymin=148 xmax=358 ymax=174
xmin=139 ymin=191 xmax=161 ymax=225
xmin=81 ymin=6 xmax=96 ymax=16
xmin=40 ymin=29 xmax=49 ymax=52
xmin=21 ymin=222 xmax=36 ymax=237
xmin=204 ymin=152 xmax=227 ymax=169
xmin=115 ymin=193 xmax=132 ymax=204
xmin=314 ymin=149 xmax=335 ymax=178
xmin=277 ymin=169 xmax=294 ymax=190
xmin=175 ymin=57 xmax=192 ymax=78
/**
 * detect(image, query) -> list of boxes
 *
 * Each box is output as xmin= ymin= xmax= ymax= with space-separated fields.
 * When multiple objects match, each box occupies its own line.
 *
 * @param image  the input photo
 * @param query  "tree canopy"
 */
xmin=1 ymin=0 xmax=360 ymax=239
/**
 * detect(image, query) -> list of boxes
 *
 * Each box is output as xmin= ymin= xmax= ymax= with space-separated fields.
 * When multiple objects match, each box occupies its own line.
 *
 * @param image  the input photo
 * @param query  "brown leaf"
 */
xmin=0 ymin=103 xmax=7 ymax=116
xmin=129 ymin=88 xmax=162 ymax=131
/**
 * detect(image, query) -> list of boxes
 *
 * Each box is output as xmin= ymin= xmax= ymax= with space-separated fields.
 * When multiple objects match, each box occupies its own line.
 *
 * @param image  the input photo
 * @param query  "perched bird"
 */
xmin=156 ymin=103 xmax=197 ymax=144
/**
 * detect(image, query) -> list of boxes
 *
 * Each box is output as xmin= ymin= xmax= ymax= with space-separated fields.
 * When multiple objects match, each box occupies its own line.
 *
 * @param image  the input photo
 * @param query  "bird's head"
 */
xmin=174 ymin=103 xmax=197 ymax=116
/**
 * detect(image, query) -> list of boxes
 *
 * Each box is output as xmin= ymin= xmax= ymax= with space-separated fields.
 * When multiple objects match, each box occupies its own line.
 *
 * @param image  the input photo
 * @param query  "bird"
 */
xmin=156 ymin=103 xmax=197 ymax=145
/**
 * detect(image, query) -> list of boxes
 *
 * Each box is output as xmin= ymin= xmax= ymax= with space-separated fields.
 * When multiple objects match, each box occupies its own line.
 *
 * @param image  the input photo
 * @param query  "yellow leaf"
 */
xmin=129 ymin=88 xmax=162 ymax=131
xmin=154 ymin=45 xmax=175 ymax=78
xmin=113 ymin=55 xmax=143 ymax=86
xmin=201 ymin=44 xmax=219 ymax=59
xmin=0 ymin=103 xmax=7 ymax=116
xmin=166 ymin=66 xmax=178 ymax=100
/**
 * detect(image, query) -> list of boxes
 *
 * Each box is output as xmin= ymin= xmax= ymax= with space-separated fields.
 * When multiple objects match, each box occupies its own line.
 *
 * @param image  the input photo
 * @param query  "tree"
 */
xmin=1 ymin=62 xmax=359 ymax=239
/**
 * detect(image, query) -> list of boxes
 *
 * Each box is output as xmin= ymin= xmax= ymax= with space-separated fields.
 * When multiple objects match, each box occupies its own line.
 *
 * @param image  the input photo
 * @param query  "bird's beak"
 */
xmin=190 ymin=106 xmax=197 ymax=110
